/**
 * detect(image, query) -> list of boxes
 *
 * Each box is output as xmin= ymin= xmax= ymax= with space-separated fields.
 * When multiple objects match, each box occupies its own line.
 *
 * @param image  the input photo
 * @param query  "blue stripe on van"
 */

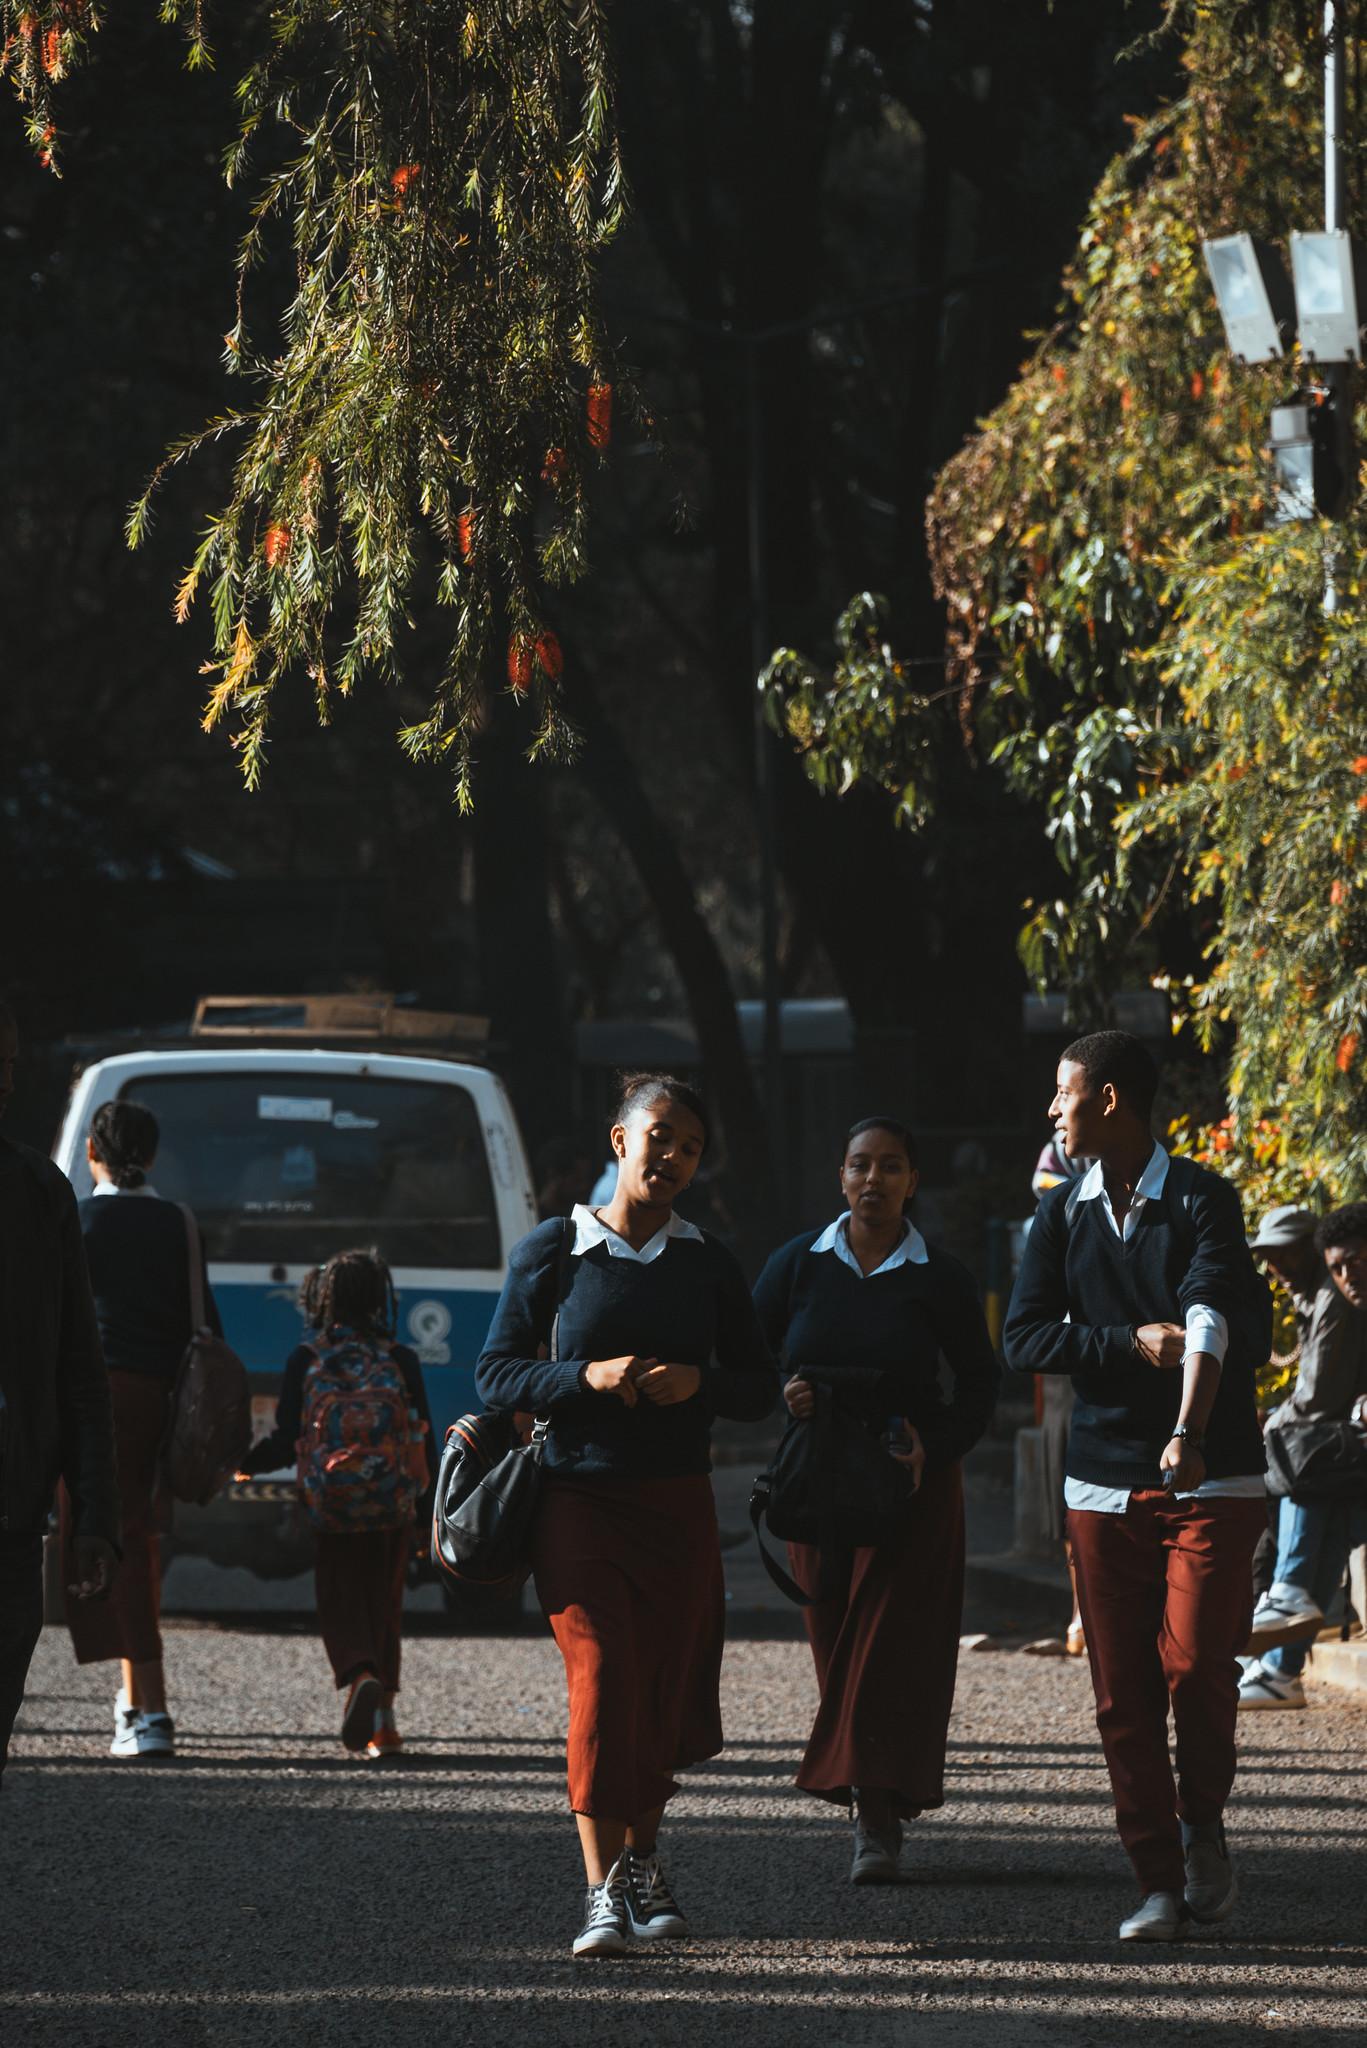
xmin=217 ymin=1280 xmax=501 ymax=1446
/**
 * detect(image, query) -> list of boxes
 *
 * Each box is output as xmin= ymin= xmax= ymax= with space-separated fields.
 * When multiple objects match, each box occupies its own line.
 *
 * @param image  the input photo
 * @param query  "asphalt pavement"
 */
xmin=3 ymin=1473 xmax=1365 ymax=2047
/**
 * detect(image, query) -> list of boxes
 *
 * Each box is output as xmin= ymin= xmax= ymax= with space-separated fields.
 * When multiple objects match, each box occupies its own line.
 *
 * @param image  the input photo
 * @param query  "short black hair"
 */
xmin=613 ymin=1071 xmax=709 ymax=1148
xmin=1060 ymin=1030 xmax=1158 ymax=1121
xmin=844 ymin=1117 xmax=918 ymax=1171
xmin=89 ymin=1099 xmax=160 ymax=1189
xmin=1314 ymin=1203 xmax=1367 ymax=1257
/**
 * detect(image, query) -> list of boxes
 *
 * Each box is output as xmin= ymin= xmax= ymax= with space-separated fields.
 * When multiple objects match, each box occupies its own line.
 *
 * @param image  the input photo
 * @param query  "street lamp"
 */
xmin=1202 ymin=234 xmax=1293 ymax=363
xmin=1288 ymin=229 xmax=1363 ymax=362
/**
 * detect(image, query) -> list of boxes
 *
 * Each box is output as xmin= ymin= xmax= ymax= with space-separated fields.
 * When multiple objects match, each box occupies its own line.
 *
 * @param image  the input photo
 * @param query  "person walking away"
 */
xmin=65 ymin=1100 xmax=221 ymax=1760
xmin=1004 ymin=1031 xmax=1270 ymax=1943
xmin=0 ymin=999 xmax=119 ymax=1784
xmin=754 ymin=1118 xmax=999 ymax=1883
xmin=1241 ymin=1203 xmax=1367 ymax=1708
xmin=476 ymin=1073 xmax=777 ymax=1958
xmin=238 ymin=1248 xmax=432 ymax=1756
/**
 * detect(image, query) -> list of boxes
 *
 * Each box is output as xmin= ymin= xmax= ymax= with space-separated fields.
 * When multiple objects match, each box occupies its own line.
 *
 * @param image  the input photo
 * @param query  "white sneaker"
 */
xmin=1119 ymin=1891 xmax=1188 ymax=1941
xmin=1246 ymin=1584 xmax=1323 ymax=1652
xmin=573 ymin=1859 xmax=631 ymax=1958
xmin=110 ymin=1709 xmax=176 ymax=1759
xmin=1237 ymin=1660 xmax=1306 ymax=1710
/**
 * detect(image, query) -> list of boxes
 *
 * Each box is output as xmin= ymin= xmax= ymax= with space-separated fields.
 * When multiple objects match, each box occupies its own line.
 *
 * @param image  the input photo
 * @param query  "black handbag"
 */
xmin=430 ymin=1220 xmax=574 ymax=1597
xmin=749 ymin=1378 xmax=918 ymax=1606
xmin=1264 ymin=1418 xmax=1367 ymax=1504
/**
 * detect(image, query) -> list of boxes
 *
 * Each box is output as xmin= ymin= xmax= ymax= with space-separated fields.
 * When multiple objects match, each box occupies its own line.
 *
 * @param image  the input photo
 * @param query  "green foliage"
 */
xmin=765 ymin=2 xmax=1367 ymax=1199
xmin=3 ymin=1 xmax=625 ymax=799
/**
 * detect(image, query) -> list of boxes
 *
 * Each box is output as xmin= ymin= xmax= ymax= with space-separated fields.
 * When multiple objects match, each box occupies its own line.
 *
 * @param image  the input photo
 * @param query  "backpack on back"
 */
xmin=296 ymin=1330 xmax=427 ymax=1533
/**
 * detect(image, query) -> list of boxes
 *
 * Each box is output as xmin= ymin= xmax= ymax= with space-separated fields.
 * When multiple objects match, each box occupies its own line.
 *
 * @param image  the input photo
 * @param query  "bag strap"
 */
xmin=179 ymin=1204 xmax=207 ymax=1336
xmin=748 ymin=1476 xmax=816 ymax=1606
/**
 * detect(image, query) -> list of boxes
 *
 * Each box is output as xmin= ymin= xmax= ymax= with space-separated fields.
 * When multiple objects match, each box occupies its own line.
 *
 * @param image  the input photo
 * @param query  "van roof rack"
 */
xmin=190 ymin=993 xmax=489 ymax=1053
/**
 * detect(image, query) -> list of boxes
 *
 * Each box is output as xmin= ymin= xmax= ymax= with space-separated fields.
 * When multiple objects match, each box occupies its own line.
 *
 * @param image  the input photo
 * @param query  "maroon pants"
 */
xmin=1068 ymin=1491 xmax=1266 ymax=1894
xmin=533 ymin=1474 xmax=724 ymax=1821
xmin=788 ymin=1460 xmax=965 ymax=1819
xmin=64 ymin=1371 xmax=171 ymax=1668
xmin=315 ymin=1526 xmax=410 ymax=1692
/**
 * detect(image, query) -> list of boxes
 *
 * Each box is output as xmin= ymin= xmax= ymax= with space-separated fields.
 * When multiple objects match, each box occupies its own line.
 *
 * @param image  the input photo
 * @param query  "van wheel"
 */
xmin=439 ymin=1577 xmax=524 ymax=1630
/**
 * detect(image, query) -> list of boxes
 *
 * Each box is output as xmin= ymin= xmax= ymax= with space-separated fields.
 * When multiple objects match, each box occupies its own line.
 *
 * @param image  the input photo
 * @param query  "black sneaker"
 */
xmin=573 ymin=1860 xmax=631 ymax=1958
xmin=625 ymin=1849 xmax=689 ymax=1939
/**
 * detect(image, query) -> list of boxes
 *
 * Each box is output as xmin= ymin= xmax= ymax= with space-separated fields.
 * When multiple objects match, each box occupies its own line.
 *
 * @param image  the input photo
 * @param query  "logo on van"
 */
xmin=408 ymin=1299 xmax=452 ymax=1364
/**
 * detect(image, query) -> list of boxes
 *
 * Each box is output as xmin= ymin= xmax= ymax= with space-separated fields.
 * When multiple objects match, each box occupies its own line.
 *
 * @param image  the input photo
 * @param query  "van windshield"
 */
xmin=124 ymin=1072 xmax=500 ymax=1269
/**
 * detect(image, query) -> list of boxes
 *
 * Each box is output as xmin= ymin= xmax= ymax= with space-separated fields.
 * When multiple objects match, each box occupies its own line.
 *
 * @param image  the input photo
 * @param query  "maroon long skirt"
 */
xmin=787 ymin=1458 xmax=965 ymax=1820
xmin=532 ymin=1472 xmax=724 ymax=1821
xmin=64 ymin=1371 xmax=171 ymax=1667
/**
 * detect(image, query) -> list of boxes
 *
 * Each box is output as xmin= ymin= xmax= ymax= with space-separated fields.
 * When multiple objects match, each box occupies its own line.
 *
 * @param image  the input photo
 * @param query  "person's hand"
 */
xmin=1135 ymin=1322 xmax=1186 ymax=1369
xmin=889 ymin=1422 xmax=926 ymax=1493
xmin=232 ymin=1470 xmax=253 ymax=1483
xmin=636 ymin=1363 xmax=702 ymax=1407
xmin=784 ymin=1377 xmax=816 ymax=1419
xmin=583 ymin=1356 xmax=651 ymax=1406
xmin=1159 ymin=1435 xmax=1206 ymax=1493
xmin=68 ymin=1537 xmax=117 ymax=1602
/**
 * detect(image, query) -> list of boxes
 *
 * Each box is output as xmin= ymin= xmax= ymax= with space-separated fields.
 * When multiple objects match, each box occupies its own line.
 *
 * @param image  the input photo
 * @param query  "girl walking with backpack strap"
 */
xmin=753 ymin=1118 xmax=999 ymax=1882
xmin=66 ymin=1099 xmax=223 ymax=1762
xmin=476 ymin=1074 xmax=778 ymax=1958
xmin=238 ymin=1249 xmax=433 ymax=1757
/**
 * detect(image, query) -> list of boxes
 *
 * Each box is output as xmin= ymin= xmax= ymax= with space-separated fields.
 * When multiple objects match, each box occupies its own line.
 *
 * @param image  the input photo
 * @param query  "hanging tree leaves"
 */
xmin=2 ymin=1 xmax=626 ymax=800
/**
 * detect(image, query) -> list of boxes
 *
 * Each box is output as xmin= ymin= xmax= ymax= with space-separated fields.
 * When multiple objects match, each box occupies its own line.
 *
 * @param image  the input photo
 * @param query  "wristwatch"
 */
xmin=1169 ymin=1423 xmax=1205 ymax=1448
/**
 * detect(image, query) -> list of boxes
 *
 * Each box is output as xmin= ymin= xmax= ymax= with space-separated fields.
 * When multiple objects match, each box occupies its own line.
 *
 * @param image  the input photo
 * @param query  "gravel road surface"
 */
xmin=3 ymin=1483 xmax=1364 ymax=2046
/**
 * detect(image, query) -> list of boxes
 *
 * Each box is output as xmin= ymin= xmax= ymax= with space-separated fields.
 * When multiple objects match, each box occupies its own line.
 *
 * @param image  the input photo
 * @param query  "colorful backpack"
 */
xmin=295 ymin=1327 xmax=428 ymax=1533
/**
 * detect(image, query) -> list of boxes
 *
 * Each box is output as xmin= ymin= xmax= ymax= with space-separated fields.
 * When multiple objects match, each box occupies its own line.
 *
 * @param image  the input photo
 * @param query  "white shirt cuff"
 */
xmin=1184 ymin=1304 xmax=1228 ymax=1364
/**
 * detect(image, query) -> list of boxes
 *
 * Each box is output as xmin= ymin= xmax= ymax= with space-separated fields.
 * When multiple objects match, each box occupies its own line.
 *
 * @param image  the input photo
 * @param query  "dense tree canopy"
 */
xmin=766 ymin=1 xmax=1367 ymax=1204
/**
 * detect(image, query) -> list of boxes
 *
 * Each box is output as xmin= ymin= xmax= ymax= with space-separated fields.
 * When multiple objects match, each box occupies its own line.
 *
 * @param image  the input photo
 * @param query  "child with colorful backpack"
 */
xmin=238 ymin=1248 xmax=433 ymax=1757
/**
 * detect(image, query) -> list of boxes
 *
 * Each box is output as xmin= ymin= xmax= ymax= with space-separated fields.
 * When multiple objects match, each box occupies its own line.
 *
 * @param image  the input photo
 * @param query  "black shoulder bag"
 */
xmin=749 ymin=1376 xmax=918 ymax=1606
xmin=1264 ymin=1417 xmax=1367 ymax=1503
xmin=431 ymin=1220 xmax=575 ymax=1598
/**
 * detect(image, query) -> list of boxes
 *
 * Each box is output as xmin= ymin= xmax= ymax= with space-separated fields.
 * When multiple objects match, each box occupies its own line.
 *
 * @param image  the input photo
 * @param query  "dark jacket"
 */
xmin=1271 ymin=1273 xmax=1367 ymax=1427
xmin=475 ymin=1218 xmax=777 ymax=1478
xmin=0 ymin=1138 xmax=120 ymax=1547
xmin=752 ymin=1229 xmax=1000 ymax=1468
xmin=78 ymin=1191 xmax=221 ymax=1379
xmin=1003 ymin=1154 xmax=1269 ymax=1489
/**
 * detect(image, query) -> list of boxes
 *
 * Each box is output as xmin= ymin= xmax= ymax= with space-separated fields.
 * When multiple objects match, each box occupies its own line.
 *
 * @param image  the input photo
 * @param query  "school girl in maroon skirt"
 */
xmin=476 ymin=1073 xmax=776 ymax=1957
xmin=753 ymin=1118 xmax=999 ymax=1882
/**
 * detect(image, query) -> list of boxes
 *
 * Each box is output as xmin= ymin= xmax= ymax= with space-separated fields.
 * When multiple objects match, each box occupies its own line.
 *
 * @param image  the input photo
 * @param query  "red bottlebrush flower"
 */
xmin=36 ymin=121 xmax=55 ymax=168
xmin=541 ymin=446 xmax=568 ymax=483
xmin=1051 ymin=362 xmax=1067 ymax=385
xmin=391 ymin=163 xmax=421 ymax=211
xmin=1212 ymin=1129 xmax=1231 ymax=1153
xmin=1226 ymin=760 xmax=1249 ymax=781
xmin=1332 ymin=879 xmax=1347 ymax=905
xmin=1119 ymin=386 xmax=1133 ymax=413
xmin=1337 ymin=1031 xmax=1360 ymax=1073
xmin=1352 ymin=755 xmax=1367 ymax=773
xmin=1357 ymin=793 xmax=1367 ymax=812
xmin=587 ymin=381 xmax=614 ymax=449
xmin=507 ymin=633 xmax=534 ymax=694
xmin=263 ymin=524 xmax=291 ymax=568
xmin=456 ymin=509 xmax=476 ymax=561
xmin=535 ymin=629 xmax=564 ymax=682
xmin=1190 ymin=371 xmax=1205 ymax=400
xmin=41 ymin=26 xmax=61 ymax=75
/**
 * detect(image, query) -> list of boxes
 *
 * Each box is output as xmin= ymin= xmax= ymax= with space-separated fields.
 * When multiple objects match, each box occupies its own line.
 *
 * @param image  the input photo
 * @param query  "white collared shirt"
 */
xmin=91 ymin=1180 xmax=161 ymax=1199
xmin=811 ymin=1213 xmax=928 ymax=1278
xmin=1065 ymin=1140 xmax=1262 ymax=1509
xmin=570 ymin=1202 xmax=703 ymax=1265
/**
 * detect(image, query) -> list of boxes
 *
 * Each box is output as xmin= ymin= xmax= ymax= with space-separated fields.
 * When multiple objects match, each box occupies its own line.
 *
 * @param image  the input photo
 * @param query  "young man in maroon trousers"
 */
xmin=1005 ymin=1031 xmax=1270 ymax=1942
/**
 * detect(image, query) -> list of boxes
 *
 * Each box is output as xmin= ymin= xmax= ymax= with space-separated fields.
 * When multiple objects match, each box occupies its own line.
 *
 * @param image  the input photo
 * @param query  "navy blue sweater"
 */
xmin=1003 ymin=1158 xmax=1268 ymax=1488
xmin=79 ymin=1193 xmax=221 ymax=1380
xmin=753 ymin=1232 xmax=1000 ymax=1468
xmin=475 ymin=1219 xmax=778 ymax=1479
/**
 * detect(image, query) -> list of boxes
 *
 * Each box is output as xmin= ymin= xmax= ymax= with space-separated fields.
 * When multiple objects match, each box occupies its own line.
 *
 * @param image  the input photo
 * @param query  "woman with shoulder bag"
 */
xmin=64 ymin=1100 xmax=222 ymax=1762
xmin=753 ymin=1118 xmax=1000 ymax=1882
xmin=476 ymin=1073 xmax=778 ymax=1959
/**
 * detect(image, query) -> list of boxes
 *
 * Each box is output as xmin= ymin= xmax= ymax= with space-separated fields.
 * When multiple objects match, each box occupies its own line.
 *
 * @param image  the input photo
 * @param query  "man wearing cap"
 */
xmin=1241 ymin=1202 xmax=1367 ymax=1708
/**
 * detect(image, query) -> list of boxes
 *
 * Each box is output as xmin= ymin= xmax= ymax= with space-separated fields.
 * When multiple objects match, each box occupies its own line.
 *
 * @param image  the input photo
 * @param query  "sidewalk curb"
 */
xmin=965 ymin=1549 xmax=1072 ymax=1637
xmin=1308 ymin=1637 xmax=1367 ymax=1695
